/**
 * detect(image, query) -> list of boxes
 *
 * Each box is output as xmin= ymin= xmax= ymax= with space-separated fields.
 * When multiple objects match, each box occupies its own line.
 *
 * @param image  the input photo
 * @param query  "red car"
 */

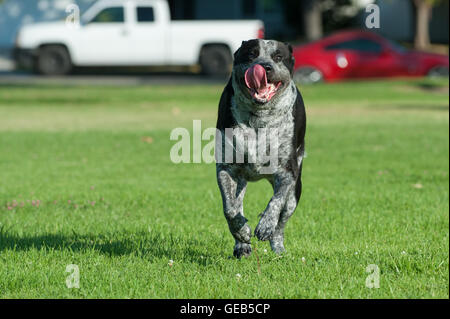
xmin=292 ymin=30 xmax=449 ymax=84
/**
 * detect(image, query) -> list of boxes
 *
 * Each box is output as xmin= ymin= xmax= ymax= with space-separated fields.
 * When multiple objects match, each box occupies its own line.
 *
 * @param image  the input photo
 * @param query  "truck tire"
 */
xmin=36 ymin=45 xmax=72 ymax=76
xmin=200 ymin=45 xmax=232 ymax=77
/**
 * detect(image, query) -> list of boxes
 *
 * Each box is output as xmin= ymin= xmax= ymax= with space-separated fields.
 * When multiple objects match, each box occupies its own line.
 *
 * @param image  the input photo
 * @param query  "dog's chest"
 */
xmin=229 ymin=96 xmax=296 ymax=178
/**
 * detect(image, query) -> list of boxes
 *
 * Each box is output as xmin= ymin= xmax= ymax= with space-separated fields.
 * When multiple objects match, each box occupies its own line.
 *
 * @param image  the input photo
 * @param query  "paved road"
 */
xmin=0 ymin=55 xmax=228 ymax=86
xmin=0 ymin=53 xmax=232 ymax=86
xmin=0 ymin=70 xmax=229 ymax=86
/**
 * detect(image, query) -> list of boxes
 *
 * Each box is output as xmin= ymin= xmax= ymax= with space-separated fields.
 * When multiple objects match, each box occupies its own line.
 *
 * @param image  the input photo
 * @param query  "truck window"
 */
xmin=137 ymin=7 xmax=154 ymax=22
xmin=90 ymin=7 xmax=124 ymax=23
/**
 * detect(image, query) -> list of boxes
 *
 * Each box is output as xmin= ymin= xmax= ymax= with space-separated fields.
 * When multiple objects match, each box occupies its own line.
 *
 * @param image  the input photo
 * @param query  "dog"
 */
xmin=215 ymin=39 xmax=306 ymax=258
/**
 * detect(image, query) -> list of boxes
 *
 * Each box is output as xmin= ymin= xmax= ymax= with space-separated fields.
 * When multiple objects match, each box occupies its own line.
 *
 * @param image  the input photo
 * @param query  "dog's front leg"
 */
xmin=254 ymin=174 xmax=295 ymax=241
xmin=217 ymin=166 xmax=251 ymax=258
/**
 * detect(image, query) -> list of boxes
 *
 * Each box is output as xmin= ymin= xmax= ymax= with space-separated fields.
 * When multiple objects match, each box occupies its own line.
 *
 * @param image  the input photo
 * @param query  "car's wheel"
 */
xmin=200 ymin=45 xmax=232 ymax=77
xmin=427 ymin=65 xmax=449 ymax=78
xmin=293 ymin=66 xmax=324 ymax=85
xmin=36 ymin=45 xmax=72 ymax=76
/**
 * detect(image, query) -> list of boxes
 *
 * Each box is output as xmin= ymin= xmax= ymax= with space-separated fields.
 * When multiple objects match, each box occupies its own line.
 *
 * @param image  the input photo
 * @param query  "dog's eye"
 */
xmin=248 ymin=51 xmax=257 ymax=60
xmin=273 ymin=55 xmax=283 ymax=63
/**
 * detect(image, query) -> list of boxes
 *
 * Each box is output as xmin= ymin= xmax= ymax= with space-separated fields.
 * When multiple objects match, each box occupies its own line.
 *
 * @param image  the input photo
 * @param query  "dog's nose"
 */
xmin=260 ymin=63 xmax=273 ymax=73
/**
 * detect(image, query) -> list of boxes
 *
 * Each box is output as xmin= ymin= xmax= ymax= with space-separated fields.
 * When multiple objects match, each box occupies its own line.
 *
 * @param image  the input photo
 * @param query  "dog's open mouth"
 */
xmin=244 ymin=64 xmax=282 ymax=103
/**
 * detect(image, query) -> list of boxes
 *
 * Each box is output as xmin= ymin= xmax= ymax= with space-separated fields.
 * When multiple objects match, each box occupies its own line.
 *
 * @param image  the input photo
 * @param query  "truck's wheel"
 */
xmin=200 ymin=46 xmax=232 ymax=77
xmin=36 ymin=46 xmax=72 ymax=75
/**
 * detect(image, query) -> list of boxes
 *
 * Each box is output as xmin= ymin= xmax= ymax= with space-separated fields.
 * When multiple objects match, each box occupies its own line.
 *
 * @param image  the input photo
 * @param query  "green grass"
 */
xmin=0 ymin=78 xmax=448 ymax=298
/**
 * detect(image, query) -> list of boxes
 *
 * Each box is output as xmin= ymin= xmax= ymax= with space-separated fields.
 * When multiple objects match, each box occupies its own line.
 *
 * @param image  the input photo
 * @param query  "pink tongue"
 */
xmin=245 ymin=64 xmax=267 ymax=93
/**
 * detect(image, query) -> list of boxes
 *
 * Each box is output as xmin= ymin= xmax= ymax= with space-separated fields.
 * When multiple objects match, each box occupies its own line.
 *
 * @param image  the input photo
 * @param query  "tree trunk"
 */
xmin=302 ymin=0 xmax=323 ymax=41
xmin=413 ymin=0 xmax=432 ymax=50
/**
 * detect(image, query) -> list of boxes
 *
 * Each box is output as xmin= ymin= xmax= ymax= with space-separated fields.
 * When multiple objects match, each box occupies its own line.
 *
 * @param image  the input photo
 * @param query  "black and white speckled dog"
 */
xmin=215 ymin=39 xmax=306 ymax=258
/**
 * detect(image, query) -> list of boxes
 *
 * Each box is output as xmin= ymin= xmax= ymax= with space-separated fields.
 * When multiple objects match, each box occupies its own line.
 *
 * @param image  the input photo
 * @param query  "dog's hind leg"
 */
xmin=217 ymin=167 xmax=251 ymax=258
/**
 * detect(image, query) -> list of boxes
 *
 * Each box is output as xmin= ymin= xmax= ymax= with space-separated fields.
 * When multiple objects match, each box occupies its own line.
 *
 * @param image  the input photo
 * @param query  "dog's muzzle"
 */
xmin=244 ymin=64 xmax=282 ymax=104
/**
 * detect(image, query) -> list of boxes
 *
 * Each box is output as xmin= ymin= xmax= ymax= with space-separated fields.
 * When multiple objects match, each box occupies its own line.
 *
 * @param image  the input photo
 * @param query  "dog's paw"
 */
xmin=254 ymin=215 xmax=277 ymax=241
xmin=228 ymin=214 xmax=252 ymax=243
xmin=270 ymin=237 xmax=286 ymax=254
xmin=233 ymin=242 xmax=252 ymax=259
xmin=233 ymin=223 xmax=252 ymax=244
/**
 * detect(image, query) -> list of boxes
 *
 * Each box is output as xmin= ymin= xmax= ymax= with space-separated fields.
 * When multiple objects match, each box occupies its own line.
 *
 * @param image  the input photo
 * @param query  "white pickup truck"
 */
xmin=14 ymin=0 xmax=264 ymax=75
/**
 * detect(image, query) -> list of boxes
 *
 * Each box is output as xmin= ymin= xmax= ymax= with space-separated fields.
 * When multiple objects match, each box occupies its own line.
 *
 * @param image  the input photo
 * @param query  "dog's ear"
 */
xmin=283 ymin=42 xmax=295 ymax=76
xmin=233 ymin=41 xmax=246 ymax=63
xmin=285 ymin=42 xmax=293 ymax=55
xmin=233 ymin=47 xmax=241 ymax=63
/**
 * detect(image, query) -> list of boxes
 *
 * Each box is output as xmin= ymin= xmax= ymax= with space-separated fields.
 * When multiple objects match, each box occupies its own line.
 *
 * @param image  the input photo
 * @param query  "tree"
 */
xmin=412 ymin=0 xmax=446 ymax=50
xmin=301 ymin=0 xmax=323 ymax=40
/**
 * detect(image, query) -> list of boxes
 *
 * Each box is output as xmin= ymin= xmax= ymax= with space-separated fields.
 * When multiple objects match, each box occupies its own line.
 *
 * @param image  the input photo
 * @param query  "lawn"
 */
xmin=0 ymin=78 xmax=448 ymax=298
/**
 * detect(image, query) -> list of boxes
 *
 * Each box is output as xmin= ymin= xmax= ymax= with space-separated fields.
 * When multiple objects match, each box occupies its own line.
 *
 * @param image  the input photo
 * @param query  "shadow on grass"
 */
xmin=0 ymin=229 xmax=220 ymax=266
xmin=414 ymin=81 xmax=449 ymax=92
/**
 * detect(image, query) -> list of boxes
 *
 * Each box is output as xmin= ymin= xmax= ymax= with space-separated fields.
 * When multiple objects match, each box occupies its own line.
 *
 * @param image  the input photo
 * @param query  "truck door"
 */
xmin=126 ymin=4 xmax=166 ymax=65
xmin=77 ymin=5 xmax=132 ymax=65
